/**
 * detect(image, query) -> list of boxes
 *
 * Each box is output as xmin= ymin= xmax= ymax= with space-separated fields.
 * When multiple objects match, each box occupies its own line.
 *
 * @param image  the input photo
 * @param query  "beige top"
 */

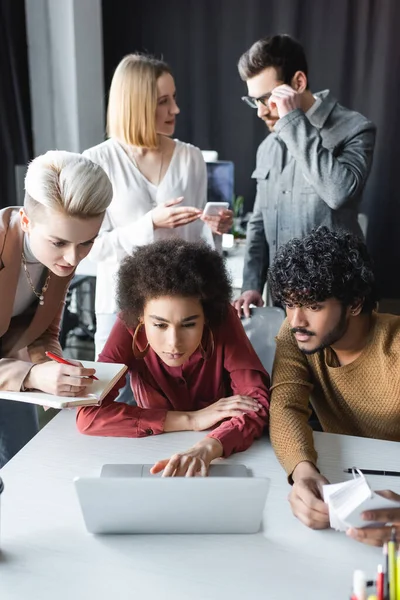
xmin=270 ymin=313 xmax=400 ymax=475
xmin=0 ymin=208 xmax=73 ymax=392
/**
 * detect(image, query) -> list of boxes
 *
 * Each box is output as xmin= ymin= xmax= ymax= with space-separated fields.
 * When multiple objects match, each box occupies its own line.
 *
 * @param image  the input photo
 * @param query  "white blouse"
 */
xmin=83 ymin=138 xmax=214 ymax=314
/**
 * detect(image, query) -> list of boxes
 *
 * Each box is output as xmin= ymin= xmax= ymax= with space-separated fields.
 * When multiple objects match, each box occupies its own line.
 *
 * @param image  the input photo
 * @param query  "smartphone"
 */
xmin=202 ymin=201 xmax=230 ymax=216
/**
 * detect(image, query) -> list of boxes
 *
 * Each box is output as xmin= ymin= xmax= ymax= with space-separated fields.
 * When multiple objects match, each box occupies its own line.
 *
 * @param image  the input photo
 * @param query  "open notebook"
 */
xmin=1 ymin=361 xmax=127 ymax=409
xmin=323 ymin=469 xmax=400 ymax=532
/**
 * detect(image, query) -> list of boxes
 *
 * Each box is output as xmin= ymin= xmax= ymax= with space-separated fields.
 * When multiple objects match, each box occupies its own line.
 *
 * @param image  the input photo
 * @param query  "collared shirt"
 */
xmin=242 ymin=90 xmax=376 ymax=293
xmin=76 ymin=305 xmax=270 ymax=457
xmin=305 ymin=95 xmax=322 ymax=119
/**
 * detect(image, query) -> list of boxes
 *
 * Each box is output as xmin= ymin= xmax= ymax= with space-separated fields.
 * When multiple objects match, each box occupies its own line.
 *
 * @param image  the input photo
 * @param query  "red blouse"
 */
xmin=76 ymin=305 xmax=270 ymax=457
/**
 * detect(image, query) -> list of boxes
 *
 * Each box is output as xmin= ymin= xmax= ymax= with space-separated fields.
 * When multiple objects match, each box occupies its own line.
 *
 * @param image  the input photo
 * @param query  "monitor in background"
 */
xmin=206 ymin=161 xmax=234 ymax=209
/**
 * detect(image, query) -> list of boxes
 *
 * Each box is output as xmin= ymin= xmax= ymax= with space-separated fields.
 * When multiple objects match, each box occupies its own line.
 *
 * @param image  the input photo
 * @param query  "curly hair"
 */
xmin=268 ymin=227 xmax=378 ymax=312
xmin=117 ymin=239 xmax=233 ymax=327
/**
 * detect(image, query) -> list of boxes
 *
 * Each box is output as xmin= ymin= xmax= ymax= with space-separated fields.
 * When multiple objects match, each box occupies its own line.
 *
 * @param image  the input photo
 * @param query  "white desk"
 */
xmin=1 ymin=411 xmax=399 ymax=600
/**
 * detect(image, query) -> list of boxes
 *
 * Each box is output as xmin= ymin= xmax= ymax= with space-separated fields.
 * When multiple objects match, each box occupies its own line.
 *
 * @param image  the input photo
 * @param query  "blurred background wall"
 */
xmin=1 ymin=0 xmax=400 ymax=296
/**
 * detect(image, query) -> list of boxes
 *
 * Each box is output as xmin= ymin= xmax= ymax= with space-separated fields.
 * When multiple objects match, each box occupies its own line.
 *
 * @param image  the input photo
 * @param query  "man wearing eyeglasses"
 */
xmin=233 ymin=34 xmax=376 ymax=319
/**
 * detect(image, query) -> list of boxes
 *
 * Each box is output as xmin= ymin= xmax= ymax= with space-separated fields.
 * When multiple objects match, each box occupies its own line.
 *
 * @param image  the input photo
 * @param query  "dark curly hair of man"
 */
xmin=117 ymin=238 xmax=233 ymax=327
xmin=268 ymin=226 xmax=378 ymax=312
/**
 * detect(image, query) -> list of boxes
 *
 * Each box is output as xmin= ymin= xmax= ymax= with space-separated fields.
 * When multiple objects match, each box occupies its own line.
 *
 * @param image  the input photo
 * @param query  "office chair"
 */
xmin=242 ymin=306 xmax=322 ymax=430
xmin=241 ymin=306 xmax=285 ymax=376
xmin=60 ymin=275 xmax=96 ymax=354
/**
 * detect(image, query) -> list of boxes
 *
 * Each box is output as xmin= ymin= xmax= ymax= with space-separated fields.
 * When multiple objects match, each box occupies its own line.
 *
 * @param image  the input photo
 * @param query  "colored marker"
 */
xmin=353 ymin=570 xmax=367 ymax=600
xmin=384 ymin=543 xmax=390 ymax=600
xmin=388 ymin=529 xmax=397 ymax=600
xmin=396 ymin=552 xmax=400 ymax=600
xmin=376 ymin=564 xmax=384 ymax=600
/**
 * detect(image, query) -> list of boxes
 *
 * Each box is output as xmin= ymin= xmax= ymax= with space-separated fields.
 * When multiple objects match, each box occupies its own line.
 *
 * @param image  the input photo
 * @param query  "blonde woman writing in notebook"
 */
xmin=76 ymin=239 xmax=269 ymax=477
xmin=83 ymin=54 xmax=233 ymax=367
xmin=0 ymin=151 xmax=112 ymax=466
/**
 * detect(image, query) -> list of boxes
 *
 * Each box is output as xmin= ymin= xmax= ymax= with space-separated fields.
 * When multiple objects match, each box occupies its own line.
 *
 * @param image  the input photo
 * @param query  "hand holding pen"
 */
xmin=45 ymin=352 xmax=98 ymax=380
xmin=22 ymin=352 xmax=97 ymax=397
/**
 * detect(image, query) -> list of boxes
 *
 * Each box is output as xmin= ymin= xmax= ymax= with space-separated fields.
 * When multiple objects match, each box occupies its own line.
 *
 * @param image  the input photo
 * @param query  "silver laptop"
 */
xmin=74 ymin=463 xmax=269 ymax=534
xmin=100 ymin=463 xmax=249 ymax=478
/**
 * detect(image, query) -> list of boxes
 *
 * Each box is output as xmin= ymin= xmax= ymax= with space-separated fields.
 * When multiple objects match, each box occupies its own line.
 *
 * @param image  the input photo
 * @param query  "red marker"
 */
xmin=45 ymin=351 xmax=98 ymax=380
xmin=376 ymin=564 xmax=384 ymax=600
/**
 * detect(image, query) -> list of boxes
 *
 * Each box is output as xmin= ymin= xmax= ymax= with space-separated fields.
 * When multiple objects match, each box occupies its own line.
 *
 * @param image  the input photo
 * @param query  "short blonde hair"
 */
xmin=24 ymin=150 xmax=113 ymax=219
xmin=106 ymin=54 xmax=171 ymax=149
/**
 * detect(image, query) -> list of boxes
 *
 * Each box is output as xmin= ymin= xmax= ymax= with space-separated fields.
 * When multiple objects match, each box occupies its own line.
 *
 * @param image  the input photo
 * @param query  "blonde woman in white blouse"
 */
xmin=84 ymin=54 xmax=233 ymax=363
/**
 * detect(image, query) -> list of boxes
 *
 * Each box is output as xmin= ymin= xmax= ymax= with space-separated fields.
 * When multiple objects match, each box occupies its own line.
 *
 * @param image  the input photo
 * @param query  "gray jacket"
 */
xmin=242 ymin=90 xmax=376 ymax=293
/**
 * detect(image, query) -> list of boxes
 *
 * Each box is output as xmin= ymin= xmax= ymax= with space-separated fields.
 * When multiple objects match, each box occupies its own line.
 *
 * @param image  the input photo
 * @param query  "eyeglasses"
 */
xmin=241 ymin=91 xmax=273 ymax=109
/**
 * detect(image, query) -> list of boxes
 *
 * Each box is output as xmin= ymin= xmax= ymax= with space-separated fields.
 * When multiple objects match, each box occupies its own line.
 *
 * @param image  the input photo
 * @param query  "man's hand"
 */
xmin=269 ymin=84 xmax=302 ymax=120
xmin=232 ymin=290 xmax=264 ymax=318
xmin=150 ymin=437 xmax=223 ymax=477
xmin=289 ymin=461 xmax=330 ymax=529
xmin=151 ymin=197 xmax=202 ymax=229
xmin=24 ymin=360 xmax=95 ymax=396
xmin=201 ymin=209 xmax=233 ymax=235
xmin=346 ymin=490 xmax=400 ymax=547
xmin=189 ymin=395 xmax=262 ymax=431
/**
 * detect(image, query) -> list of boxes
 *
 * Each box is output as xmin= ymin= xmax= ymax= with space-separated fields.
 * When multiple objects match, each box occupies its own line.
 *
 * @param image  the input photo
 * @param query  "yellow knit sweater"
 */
xmin=270 ymin=312 xmax=400 ymax=476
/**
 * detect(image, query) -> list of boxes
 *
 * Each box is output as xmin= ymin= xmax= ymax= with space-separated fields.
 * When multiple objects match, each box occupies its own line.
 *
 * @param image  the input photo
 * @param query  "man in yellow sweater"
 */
xmin=269 ymin=226 xmax=400 ymax=546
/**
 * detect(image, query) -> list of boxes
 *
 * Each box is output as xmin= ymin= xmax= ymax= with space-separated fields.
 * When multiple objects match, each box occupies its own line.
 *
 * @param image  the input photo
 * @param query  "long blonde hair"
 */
xmin=106 ymin=54 xmax=172 ymax=149
xmin=24 ymin=150 xmax=112 ymax=219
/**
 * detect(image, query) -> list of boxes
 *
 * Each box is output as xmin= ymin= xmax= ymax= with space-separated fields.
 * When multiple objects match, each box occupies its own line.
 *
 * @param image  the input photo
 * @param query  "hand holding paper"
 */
xmin=323 ymin=471 xmax=400 ymax=537
xmin=347 ymin=490 xmax=400 ymax=547
xmin=289 ymin=461 xmax=330 ymax=530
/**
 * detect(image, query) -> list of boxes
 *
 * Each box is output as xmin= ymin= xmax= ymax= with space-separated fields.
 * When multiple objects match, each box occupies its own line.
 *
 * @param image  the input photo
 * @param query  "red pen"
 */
xmin=376 ymin=564 xmax=384 ymax=600
xmin=45 ymin=351 xmax=98 ymax=380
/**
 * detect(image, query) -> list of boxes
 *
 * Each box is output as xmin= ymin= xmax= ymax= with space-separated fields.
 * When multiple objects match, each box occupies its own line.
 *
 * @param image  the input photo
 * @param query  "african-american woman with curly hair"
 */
xmin=76 ymin=239 xmax=270 ymax=476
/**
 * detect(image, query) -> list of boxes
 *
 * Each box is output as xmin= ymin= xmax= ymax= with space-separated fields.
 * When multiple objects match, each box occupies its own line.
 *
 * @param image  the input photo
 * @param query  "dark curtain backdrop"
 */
xmin=0 ymin=0 xmax=33 ymax=208
xmin=103 ymin=0 xmax=400 ymax=296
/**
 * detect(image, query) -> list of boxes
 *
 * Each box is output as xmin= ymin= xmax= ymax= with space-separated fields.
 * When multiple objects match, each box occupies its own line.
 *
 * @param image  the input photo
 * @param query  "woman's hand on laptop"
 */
xmin=150 ymin=438 xmax=223 ymax=477
xmin=289 ymin=461 xmax=330 ymax=530
xmin=346 ymin=490 xmax=400 ymax=546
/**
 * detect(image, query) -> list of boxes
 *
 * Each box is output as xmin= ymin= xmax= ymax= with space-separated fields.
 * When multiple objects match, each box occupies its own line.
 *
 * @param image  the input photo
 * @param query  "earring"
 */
xmin=132 ymin=322 xmax=149 ymax=359
xmin=199 ymin=326 xmax=215 ymax=361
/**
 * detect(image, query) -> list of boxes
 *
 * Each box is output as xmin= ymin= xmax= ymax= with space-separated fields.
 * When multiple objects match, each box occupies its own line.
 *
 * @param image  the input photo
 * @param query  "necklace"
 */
xmin=21 ymin=253 xmax=51 ymax=305
xmin=128 ymin=145 xmax=164 ymax=188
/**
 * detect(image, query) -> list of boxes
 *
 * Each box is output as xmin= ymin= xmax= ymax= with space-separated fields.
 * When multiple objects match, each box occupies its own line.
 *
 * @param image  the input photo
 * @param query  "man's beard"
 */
xmin=294 ymin=307 xmax=348 ymax=355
